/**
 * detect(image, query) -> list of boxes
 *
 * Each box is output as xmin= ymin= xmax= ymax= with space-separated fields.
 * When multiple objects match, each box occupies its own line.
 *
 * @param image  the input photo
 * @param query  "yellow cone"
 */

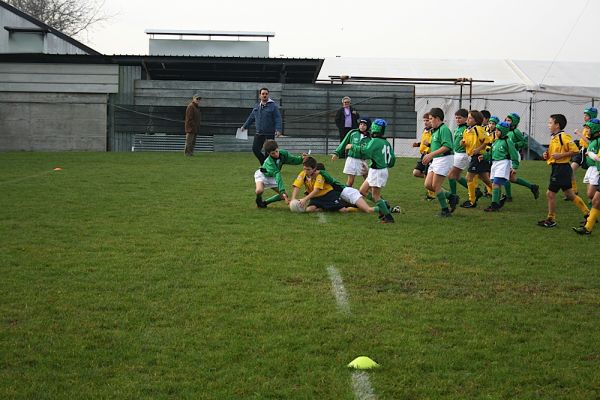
xmin=347 ymin=356 xmax=379 ymax=369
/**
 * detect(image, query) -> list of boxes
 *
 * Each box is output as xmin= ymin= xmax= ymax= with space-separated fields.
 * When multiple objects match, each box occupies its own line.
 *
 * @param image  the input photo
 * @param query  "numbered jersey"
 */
xmin=353 ymin=137 xmax=395 ymax=169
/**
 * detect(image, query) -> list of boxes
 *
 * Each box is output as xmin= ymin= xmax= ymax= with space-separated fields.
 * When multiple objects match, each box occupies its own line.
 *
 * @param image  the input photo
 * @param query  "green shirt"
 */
xmin=453 ymin=124 xmax=467 ymax=153
xmin=430 ymin=123 xmax=454 ymax=158
xmin=586 ymin=137 xmax=600 ymax=168
xmin=507 ymin=128 xmax=525 ymax=151
xmin=335 ymin=129 xmax=371 ymax=159
xmin=261 ymin=149 xmax=304 ymax=194
xmin=487 ymin=137 xmax=520 ymax=169
xmin=351 ymin=137 xmax=395 ymax=169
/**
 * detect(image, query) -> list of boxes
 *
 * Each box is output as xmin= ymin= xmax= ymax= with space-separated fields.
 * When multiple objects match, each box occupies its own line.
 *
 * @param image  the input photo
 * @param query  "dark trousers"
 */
xmin=184 ymin=132 xmax=197 ymax=155
xmin=253 ymin=133 xmax=275 ymax=165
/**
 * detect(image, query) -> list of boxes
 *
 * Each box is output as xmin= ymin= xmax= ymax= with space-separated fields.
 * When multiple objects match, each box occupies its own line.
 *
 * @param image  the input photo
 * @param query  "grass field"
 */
xmin=1 ymin=151 xmax=599 ymax=399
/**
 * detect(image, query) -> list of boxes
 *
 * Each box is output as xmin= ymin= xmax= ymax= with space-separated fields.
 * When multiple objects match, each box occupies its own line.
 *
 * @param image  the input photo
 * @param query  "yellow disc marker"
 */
xmin=347 ymin=356 xmax=380 ymax=369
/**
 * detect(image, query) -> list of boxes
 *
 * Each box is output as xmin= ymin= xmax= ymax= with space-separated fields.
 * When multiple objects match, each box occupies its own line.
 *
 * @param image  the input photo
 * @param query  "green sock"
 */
xmin=376 ymin=199 xmax=390 ymax=215
xmin=265 ymin=194 xmax=282 ymax=204
xmin=373 ymin=205 xmax=380 ymax=213
xmin=256 ymin=194 xmax=262 ymax=201
xmin=492 ymin=187 xmax=501 ymax=204
xmin=436 ymin=192 xmax=448 ymax=209
xmin=458 ymin=176 xmax=468 ymax=188
xmin=449 ymin=179 xmax=457 ymax=195
xmin=444 ymin=190 xmax=452 ymax=199
xmin=515 ymin=177 xmax=532 ymax=189
xmin=505 ymin=182 xmax=512 ymax=197
xmin=366 ymin=193 xmax=373 ymax=202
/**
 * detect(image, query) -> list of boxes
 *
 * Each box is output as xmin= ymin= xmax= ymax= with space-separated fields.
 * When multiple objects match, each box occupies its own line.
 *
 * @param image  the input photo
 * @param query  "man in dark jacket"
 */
xmin=242 ymin=87 xmax=283 ymax=165
xmin=184 ymin=94 xmax=202 ymax=156
xmin=334 ymin=96 xmax=360 ymax=158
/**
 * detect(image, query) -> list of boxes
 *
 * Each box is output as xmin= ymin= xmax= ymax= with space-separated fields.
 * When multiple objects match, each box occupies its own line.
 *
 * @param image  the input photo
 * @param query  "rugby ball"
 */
xmin=289 ymin=199 xmax=305 ymax=213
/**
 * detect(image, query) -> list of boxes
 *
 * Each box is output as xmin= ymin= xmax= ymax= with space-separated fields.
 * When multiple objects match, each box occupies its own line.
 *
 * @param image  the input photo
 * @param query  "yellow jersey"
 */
xmin=547 ymin=132 xmax=578 ymax=165
xmin=581 ymin=125 xmax=591 ymax=149
xmin=292 ymin=170 xmax=333 ymax=197
xmin=419 ymin=129 xmax=432 ymax=154
xmin=463 ymin=125 xmax=488 ymax=156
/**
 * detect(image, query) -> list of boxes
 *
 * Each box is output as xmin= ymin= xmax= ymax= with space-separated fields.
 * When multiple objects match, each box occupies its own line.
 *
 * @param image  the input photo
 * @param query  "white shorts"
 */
xmin=340 ymin=186 xmax=363 ymax=205
xmin=254 ymin=169 xmax=277 ymax=188
xmin=367 ymin=168 xmax=389 ymax=188
xmin=490 ymin=159 xmax=512 ymax=180
xmin=452 ymin=152 xmax=470 ymax=170
xmin=583 ymin=166 xmax=599 ymax=185
xmin=430 ymin=155 xmax=453 ymax=177
xmin=343 ymin=157 xmax=368 ymax=176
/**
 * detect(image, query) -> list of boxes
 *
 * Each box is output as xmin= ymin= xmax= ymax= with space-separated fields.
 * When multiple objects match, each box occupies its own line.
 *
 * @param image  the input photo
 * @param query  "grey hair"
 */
xmin=341 ymin=96 xmax=351 ymax=104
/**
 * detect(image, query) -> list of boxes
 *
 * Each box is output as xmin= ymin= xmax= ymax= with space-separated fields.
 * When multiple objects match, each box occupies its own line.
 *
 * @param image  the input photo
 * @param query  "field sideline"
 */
xmin=1 ymin=152 xmax=598 ymax=399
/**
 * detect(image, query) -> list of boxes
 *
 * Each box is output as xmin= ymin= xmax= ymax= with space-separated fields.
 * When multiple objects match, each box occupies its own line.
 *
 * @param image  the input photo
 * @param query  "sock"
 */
xmin=366 ymin=193 xmax=373 ymax=201
xmin=373 ymin=205 xmax=380 ymax=213
xmin=256 ymin=194 xmax=262 ymax=201
xmin=458 ymin=176 xmax=468 ymax=188
xmin=345 ymin=207 xmax=359 ymax=213
xmin=585 ymin=207 xmax=600 ymax=231
xmin=505 ymin=182 xmax=512 ymax=198
xmin=444 ymin=191 xmax=453 ymax=200
xmin=376 ymin=199 xmax=390 ymax=215
xmin=436 ymin=192 xmax=448 ymax=209
xmin=467 ymin=180 xmax=477 ymax=203
xmin=571 ymin=178 xmax=578 ymax=194
xmin=515 ymin=177 xmax=532 ymax=189
xmin=492 ymin=187 xmax=501 ymax=204
xmin=485 ymin=183 xmax=493 ymax=194
xmin=265 ymin=194 xmax=282 ymax=204
xmin=573 ymin=196 xmax=590 ymax=215
xmin=427 ymin=189 xmax=436 ymax=198
xmin=449 ymin=179 xmax=457 ymax=195
xmin=547 ymin=212 xmax=556 ymax=221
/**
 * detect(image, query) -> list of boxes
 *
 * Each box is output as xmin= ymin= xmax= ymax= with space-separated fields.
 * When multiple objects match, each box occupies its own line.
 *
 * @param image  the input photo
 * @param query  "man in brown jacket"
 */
xmin=184 ymin=94 xmax=202 ymax=156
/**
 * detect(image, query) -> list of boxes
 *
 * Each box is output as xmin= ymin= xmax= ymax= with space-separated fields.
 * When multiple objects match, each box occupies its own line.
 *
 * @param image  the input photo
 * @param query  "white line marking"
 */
xmin=326 ymin=266 xmax=350 ymax=315
xmin=351 ymin=371 xmax=378 ymax=400
xmin=317 ymin=213 xmax=328 ymax=224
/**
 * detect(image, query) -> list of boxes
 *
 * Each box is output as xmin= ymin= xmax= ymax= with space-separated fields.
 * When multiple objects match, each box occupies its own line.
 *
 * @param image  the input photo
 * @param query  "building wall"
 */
xmin=0 ymin=7 xmax=87 ymax=54
xmin=0 ymin=62 xmax=118 ymax=151
xmin=110 ymin=80 xmax=417 ymax=152
xmin=149 ymin=39 xmax=269 ymax=57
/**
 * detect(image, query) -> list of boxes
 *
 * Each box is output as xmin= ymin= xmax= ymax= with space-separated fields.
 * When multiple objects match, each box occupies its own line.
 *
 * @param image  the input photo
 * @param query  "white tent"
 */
xmin=318 ymin=57 xmax=599 ymax=154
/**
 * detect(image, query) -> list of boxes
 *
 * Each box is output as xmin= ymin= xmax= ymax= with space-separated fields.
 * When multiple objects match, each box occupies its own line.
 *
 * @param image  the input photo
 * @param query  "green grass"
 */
xmin=1 ymin=151 xmax=598 ymax=399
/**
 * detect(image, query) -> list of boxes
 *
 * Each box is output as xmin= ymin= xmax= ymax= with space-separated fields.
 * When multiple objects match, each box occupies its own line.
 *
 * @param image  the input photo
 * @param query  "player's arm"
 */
xmin=508 ymin=140 xmax=520 ymax=169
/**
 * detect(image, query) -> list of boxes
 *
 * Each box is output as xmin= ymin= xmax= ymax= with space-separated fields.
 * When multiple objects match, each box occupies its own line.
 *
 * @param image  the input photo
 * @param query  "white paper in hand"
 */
xmin=236 ymin=128 xmax=248 ymax=140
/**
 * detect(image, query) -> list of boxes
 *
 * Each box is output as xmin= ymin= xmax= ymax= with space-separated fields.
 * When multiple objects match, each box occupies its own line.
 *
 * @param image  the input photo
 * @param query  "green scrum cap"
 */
xmin=489 ymin=116 xmax=500 ymax=124
xmin=584 ymin=107 xmax=598 ymax=119
xmin=507 ymin=113 xmax=520 ymax=127
xmin=585 ymin=118 xmax=600 ymax=136
xmin=496 ymin=121 xmax=511 ymax=137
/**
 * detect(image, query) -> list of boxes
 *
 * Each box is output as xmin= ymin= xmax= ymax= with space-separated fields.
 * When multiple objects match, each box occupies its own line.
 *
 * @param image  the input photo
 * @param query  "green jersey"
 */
xmin=487 ymin=137 xmax=520 ymax=170
xmin=351 ymin=137 xmax=395 ymax=169
xmin=260 ymin=149 xmax=304 ymax=194
xmin=318 ymin=169 xmax=346 ymax=191
xmin=453 ymin=124 xmax=467 ymax=153
xmin=586 ymin=137 xmax=600 ymax=168
xmin=335 ymin=129 xmax=370 ymax=159
xmin=430 ymin=123 xmax=454 ymax=158
xmin=507 ymin=128 xmax=526 ymax=151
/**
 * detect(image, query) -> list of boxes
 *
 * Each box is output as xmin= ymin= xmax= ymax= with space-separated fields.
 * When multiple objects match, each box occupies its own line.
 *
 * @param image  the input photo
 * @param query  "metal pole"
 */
xmin=326 ymin=88 xmax=330 ymax=154
xmin=528 ymin=95 xmax=533 ymax=161
xmin=392 ymin=94 xmax=397 ymax=152
xmin=459 ymin=83 xmax=463 ymax=109
xmin=469 ymin=79 xmax=473 ymax=110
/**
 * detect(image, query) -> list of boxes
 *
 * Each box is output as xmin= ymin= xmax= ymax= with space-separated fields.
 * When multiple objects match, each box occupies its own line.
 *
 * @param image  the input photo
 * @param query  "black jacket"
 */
xmin=334 ymin=106 xmax=360 ymax=132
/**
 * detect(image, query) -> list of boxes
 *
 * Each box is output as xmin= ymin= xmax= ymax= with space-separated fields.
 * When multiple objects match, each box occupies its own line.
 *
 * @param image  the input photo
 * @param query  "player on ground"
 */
xmin=254 ymin=139 xmax=306 ymax=208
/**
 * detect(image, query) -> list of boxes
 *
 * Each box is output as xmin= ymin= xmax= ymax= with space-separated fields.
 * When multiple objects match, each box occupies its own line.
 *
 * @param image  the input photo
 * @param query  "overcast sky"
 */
xmin=85 ymin=0 xmax=597 ymax=62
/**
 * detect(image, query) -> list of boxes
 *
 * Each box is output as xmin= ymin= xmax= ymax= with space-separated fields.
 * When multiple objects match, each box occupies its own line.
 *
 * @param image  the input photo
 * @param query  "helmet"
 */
xmin=585 ymin=118 xmax=600 ymax=137
xmin=507 ymin=113 xmax=520 ymax=127
xmin=496 ymin=121 xmax=511 ymax=137
xmin=489 ymin=116 xmax=500 ymax=125
xmin=370 ymin=119 xmax=387 ymax=136
xmin=358 ymin=117 xmax=371 ymax=127
xmin=584 ymin=107 xmax=598 ymax=119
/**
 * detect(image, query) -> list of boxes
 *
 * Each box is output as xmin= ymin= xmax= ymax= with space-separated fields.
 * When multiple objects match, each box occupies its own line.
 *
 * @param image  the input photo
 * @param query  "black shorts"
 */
xmin=548 ymin=163 xmax=573 ymax=193
xmin=414 ymin=154 xmax=429 ymax=174
xmin=571 ymin=149 xmax=588 ymax=169
xmin=309 ymin=190 xmax=344 ymax=211
xmin=467 ymin=155 xmax=491 ymax=174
